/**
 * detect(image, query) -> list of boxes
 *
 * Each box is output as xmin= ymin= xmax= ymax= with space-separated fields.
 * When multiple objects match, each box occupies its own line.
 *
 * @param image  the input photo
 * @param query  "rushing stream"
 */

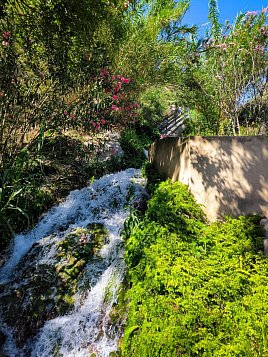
xmin=0 ymin=168 xmax=146 ymax=357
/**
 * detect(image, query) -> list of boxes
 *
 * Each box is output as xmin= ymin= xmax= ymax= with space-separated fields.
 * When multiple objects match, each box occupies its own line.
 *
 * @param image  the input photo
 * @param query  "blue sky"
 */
xmin=183 ymin=0 xmax=268 ymax=36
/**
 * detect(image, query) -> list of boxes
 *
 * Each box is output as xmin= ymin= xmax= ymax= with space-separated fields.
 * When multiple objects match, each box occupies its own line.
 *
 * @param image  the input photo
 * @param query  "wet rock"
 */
xmin=133 ymin=193 xmax=149 ymax=213
xmin=0 ymin=224 xmax=108 ymax=347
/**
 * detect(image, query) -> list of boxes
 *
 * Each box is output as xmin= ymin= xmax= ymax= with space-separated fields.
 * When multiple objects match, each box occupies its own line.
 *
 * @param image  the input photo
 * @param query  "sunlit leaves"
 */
xmin=123 ymin=180 xmax=266 ymax=356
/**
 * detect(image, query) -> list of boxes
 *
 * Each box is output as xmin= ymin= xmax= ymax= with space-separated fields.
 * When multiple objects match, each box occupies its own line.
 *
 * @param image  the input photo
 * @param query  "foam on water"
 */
xmin=0 ymin=168 xmax=146 ymax=356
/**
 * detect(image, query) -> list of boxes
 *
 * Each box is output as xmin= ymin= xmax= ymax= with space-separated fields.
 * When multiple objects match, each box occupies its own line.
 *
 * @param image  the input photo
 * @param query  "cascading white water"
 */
xmin=0 ymin=168 xmax=146 ymax=357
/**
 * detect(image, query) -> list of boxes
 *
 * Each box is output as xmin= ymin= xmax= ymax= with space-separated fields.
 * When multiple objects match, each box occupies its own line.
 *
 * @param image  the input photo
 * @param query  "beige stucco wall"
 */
xmin=149 ymin=136 xmax=268 ymax=221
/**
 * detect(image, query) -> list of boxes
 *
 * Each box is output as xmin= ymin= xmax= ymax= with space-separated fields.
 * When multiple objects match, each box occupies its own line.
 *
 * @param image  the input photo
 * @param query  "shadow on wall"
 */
xmin=150 ymin=136 xmax=268 ymax=221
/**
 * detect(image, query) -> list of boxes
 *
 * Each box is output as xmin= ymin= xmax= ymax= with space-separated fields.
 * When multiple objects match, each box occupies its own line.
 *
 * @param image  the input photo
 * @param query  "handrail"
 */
xmin=158 ymin=107 xmax=188 ymax=136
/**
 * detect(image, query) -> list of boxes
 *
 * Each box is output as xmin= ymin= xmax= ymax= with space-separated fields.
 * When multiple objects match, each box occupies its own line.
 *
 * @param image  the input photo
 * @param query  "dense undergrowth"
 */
xmin=120 ymin=123 xmax=159 ymax=168
xmin=122 ymin=179 xmax=267 ymax=357
xmin=0 ymin=123 xmax=155 ymax=254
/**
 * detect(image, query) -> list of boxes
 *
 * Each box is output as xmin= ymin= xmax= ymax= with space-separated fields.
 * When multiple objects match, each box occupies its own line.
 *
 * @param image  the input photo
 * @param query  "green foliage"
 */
xmin=122 ymin=179 xmax=267 ymax=356
xmin=0 ymin=148 xmax=53 ymax=250
xmin=145 ymin=180 xmax=206 ymax=233
xmin=120 ymin=128 xmax=148 ymax=168
xmin=0 ymin=132 xmax=123 ymax=252
xmin=208 ymin=0 xmax=221 ymax=40
xmin=183 ymin=108 xmax=220 ymax=136
xmin=139 ymin=86 xmax=176 ymax=123
xmin=115 ymin=0 xmax=195 ymax=85
xmin=121 ymin=210 xmax=141 ymax=241
xmin=141 ymin=161 xmax=166 ymax=193
xmin=0 ymin=0 xmax=193 ymax=252
xmin=181 ymin=8 xmax=268 ymax=135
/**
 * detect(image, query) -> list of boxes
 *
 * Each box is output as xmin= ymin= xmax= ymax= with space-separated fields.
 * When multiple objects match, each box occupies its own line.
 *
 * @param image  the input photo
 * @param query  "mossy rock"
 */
xmin=109 ymin=350 xmax=122 ymax=357
xmin=0 ymin=223 xmax=108 ymax=347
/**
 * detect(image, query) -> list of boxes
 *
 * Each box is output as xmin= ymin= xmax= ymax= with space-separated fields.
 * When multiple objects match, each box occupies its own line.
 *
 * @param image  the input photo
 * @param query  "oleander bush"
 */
xmin=122 ymin=179 xmax=267 ymax=357
xmin=0 ymin=0 xmax=194 ymax=252
xmin=179 ymin=3 xmax=268 ymax=135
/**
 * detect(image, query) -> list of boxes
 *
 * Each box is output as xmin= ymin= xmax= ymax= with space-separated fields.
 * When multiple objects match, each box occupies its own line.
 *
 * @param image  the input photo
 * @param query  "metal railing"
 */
xmin=158 ymin=107 xmax=189 ymax=136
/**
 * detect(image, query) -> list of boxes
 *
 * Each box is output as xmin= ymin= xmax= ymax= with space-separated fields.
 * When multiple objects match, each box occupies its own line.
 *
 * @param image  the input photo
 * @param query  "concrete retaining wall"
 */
xmin=149 ymin=136 xmax=268 ymax=221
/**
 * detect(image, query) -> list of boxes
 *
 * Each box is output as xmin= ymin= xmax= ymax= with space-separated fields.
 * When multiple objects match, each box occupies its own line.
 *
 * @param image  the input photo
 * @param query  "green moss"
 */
xmin=109 ymin=306 xmax=121 ymax=325
xmin=109 ymin=351 xmax=122 ymax=357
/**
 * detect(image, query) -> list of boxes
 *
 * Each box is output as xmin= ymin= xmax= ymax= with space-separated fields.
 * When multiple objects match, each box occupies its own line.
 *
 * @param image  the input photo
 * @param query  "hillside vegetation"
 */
xmin=122 ymin=180 xmax=267 ymax=356
xmin=1 ymin=0 xmax=267 ymax=250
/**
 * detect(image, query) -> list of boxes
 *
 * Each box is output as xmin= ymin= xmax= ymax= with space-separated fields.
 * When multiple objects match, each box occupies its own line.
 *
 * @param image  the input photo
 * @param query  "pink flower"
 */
xmin=2 ymin=41 xmax=9 ymax=46
xmin=260 ymin=26 xmax=268 ymax=36
xmin=114 ymin=82 xmax=122 ymax=91
xmin=246 ymin=10 xmax=259 ymax=17
xmin=64 ymin=111 xmax=68 ymax=116
xmin=160 ymin=134 xmax=167 ymax=139
xmin=215 ymin=43 xmax=227 ymax=50
xmin=121 ymin=77 xmax=130 ymax=84
xmin=2 ymin=31 xmax=11 ymax=39
xmin=101 ymin=119 xmax=106 ymax=125
xmin=254 ymin=45 xmax=264 ymax=52
xmin=111 ymin=104 xmax=120 ymax=111
xmin=0 ymin=91 xmax=4 ymax=97
xmin=112 ymin=94 xmax=118 ymax=101
xmin=92 ymin=122 xmax=100 ymax=130
xmin=112 ymin=75 xmax=116 ymax=80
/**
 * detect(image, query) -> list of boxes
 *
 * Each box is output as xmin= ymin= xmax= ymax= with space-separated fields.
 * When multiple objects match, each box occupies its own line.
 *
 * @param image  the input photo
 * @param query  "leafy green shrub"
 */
xmin=122 ymin=180 xmax=267 ymax=357
xmin=138 ymin=85 xmax=178 ymax=124
xmin=183 ymin=109 xmax=220 ymax=136
xmin=0 ymin=151 xmax=54 ymax=251
xmin=141 ymin=161 xmax=166 ymax=193
xmin=145 ymin=180 xmax=206 ymax=234
xmin=120 ymin=129 xmax=147 ymax=168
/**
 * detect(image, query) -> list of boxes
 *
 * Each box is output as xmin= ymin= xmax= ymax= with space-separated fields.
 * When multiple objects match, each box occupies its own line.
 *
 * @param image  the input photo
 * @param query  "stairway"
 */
xmin=158 ymin=107 xmax=188 ymax=137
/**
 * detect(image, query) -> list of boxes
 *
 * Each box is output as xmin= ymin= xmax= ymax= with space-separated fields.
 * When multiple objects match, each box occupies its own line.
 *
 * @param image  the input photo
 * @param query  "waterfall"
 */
xmin=0 ymin=168 xmax=146 ymax=357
